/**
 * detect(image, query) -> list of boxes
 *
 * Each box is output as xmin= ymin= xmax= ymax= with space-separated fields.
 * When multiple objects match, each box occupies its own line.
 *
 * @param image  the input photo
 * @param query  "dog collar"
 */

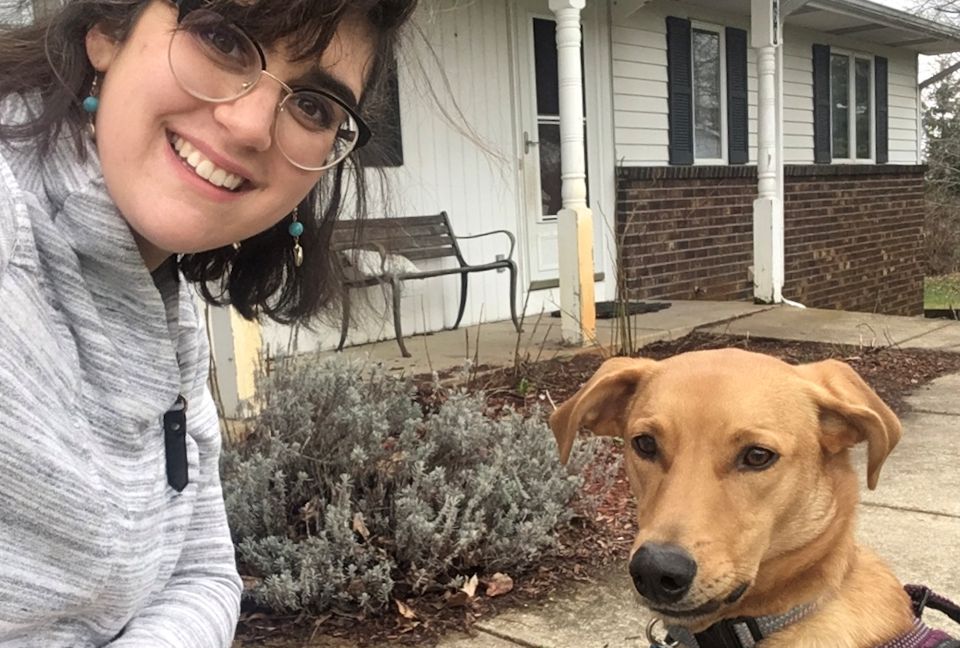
xmin=646 ymin=602 xmax=817 ymax=648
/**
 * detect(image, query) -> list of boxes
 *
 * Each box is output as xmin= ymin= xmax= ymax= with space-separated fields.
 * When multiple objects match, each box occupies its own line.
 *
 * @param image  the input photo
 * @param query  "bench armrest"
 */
xmin=452 ymin=229 xmax=516 ymax=262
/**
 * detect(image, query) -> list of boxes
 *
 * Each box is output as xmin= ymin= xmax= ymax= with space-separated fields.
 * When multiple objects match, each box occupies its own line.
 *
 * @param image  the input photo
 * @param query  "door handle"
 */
xmin=524 ymin=131 xmax=539 ymax=154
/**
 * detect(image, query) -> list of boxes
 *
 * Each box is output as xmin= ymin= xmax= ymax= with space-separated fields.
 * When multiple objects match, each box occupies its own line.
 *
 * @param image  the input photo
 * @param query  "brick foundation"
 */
xmin=615 ymin=165 xmax=925 ymax=316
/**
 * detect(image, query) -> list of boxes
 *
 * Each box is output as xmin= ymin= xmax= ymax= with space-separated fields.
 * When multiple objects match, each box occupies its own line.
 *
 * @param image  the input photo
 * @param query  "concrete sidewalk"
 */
xmin=307 ymin=304 xmax=960 ymax=647
xmin=327 ymin=300 xmax=772 ymax=376
xmin=701 ymin=305 xmax=960 ymax=351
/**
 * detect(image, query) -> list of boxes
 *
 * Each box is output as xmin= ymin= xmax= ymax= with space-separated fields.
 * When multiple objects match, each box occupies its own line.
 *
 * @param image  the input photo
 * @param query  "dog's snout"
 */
xmin=629 ymin=542 xmax=697 ymax=604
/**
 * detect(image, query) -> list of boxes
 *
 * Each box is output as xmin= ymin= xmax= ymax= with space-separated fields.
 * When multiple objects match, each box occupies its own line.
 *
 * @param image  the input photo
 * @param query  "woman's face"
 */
xmin=85 ymin=0 xmax=374 ymax=269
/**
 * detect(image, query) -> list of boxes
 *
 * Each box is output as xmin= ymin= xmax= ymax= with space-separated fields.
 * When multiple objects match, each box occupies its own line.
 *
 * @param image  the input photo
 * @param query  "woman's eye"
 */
xmin=631 ymin=434 xmax=658 ymax=461
xmin=203 ymin=26 xmax=241 ymax=55
xmin=180 ymin=9 xmax=258 ymax=71
xmin=291 ymin=94 xmax=339 ymax=130
xmin=739 ymin=446 xmax=779 ymax=471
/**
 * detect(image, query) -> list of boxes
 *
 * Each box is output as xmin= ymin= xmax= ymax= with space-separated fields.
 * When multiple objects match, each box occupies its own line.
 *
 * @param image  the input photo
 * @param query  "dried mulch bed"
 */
xmin=235 ymin=332 xmax=960 ymax=647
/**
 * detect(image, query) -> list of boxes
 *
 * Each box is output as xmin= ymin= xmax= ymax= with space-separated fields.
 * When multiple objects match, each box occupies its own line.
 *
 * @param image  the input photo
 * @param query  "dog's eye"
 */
xmin=739 ymin=446 xmax=779 ymax=470
xmin=631 ymin=434 xmax=658 ymax=460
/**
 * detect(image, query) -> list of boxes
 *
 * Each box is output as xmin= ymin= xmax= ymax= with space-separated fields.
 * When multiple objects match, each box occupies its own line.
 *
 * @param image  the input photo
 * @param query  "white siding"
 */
xmin=263 ymin=0 xmax=523 ymax=355
xmin=782 ymin=43 xmax=815 ymax=164
xmin=888 ymin=60 xmax=920 ymax=163
xmin=611 ymin=0 xmax=920 ymax=167
xmin=612 ymin=19 xmax=671 ymax=164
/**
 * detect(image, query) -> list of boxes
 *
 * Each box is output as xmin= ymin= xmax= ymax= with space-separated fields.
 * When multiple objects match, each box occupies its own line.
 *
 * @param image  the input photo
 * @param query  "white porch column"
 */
xmin=550 ymin=0 xmax=596 ymax=345
xmin=752 ymin=0 xmax=784 ymax=303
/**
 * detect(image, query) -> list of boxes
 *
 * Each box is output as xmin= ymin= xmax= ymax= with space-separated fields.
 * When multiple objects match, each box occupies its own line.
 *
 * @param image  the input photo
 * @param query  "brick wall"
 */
xmin=615 ymin=165 xmax=925 ymax=315
xmin=616 ymin=167 xmax=755 ymax=303
xmin=783 ymin=166 xmax=925 ymax=316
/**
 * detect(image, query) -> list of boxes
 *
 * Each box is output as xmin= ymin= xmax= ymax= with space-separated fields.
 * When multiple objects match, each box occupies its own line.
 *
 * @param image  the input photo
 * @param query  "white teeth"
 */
xmin=171 ymin=135 xmax=244 ymax=191
xmin=195 ymin=159 xmax=214 ymax=180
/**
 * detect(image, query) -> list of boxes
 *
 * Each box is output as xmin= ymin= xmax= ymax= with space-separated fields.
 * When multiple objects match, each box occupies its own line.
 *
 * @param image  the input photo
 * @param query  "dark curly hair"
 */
xmin=0 ymin=0 xmax=417 ymax=324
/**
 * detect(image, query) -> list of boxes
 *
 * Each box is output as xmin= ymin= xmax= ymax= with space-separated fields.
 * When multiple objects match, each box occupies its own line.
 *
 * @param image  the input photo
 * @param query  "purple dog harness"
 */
xmin=892 ymin=585 xmax=960 ymax=648
xmin=651 ymin=585 xmax=960 ymax=648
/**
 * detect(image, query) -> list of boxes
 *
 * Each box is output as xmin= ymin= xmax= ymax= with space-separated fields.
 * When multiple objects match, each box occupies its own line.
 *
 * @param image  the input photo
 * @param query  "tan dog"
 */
xmin=550 ymin=349 xmax=917 ymax=648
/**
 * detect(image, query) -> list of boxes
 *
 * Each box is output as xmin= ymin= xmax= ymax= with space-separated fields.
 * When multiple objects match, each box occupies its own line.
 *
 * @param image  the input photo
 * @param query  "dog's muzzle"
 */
xmin=630 ymin=542 xmax=698 ymax=604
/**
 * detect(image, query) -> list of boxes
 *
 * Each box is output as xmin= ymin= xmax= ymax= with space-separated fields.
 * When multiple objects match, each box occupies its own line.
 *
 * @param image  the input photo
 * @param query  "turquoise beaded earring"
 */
xmin=82 ymin=75 xmax=100 ymax=136
xmin=288 ymin=209 xmax=304 ymax=267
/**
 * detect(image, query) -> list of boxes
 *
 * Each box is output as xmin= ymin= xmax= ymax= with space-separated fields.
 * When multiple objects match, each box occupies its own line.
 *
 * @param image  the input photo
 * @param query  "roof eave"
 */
xmin=805 ymin=0 xmax=960 ymax=54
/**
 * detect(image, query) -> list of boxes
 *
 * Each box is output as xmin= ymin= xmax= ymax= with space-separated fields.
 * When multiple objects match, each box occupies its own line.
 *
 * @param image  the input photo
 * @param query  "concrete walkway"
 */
xmin=321 ymin=304 xmax=960 ymax=646
xmin=327 ymin=300 xmax=772 ymax=376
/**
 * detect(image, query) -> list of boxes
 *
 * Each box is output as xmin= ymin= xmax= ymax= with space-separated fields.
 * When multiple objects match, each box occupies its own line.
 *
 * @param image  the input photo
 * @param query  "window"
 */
xmin=356 ymin=56 xmax=403 ymax=167
xmin=830 ymin=52 xmax=873 ymax=161
xmin=813 ymin=44 xmax=887 ymax=164
xmin=692 ymin=27 xmax=725 ymax=161
xmin=666 ymin=17 xmax=747 ymax=166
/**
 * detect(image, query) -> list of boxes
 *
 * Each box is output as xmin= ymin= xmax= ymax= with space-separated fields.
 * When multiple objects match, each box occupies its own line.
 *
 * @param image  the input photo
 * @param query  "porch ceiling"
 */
xmin=794 ymin=0 xmax=960 ymax=55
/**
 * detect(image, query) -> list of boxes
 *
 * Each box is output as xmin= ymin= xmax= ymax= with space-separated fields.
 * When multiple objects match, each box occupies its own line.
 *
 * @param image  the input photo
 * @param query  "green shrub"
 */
xmin=222 ymin=357 xmax=602 ymax=615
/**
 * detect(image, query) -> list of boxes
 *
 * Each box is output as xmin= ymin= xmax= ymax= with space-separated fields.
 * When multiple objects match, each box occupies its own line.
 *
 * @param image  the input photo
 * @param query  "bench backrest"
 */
xmin=332 ymin=212 xmax=462 ymax=263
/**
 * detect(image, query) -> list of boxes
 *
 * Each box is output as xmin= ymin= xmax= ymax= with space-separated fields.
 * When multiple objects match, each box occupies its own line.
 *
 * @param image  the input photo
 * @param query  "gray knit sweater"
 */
xmin=0 ymin=98 xmax=242 ymax=646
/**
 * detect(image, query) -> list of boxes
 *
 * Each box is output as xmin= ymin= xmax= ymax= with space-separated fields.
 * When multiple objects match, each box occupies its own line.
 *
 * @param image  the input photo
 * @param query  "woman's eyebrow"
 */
xmin=291 ymin=68 xmax=360 ymax=106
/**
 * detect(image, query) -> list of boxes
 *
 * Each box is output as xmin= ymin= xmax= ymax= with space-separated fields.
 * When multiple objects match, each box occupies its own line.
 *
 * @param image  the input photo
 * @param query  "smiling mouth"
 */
xmin=648 ymin=582 xmax=750 ymax=619
xmin=168 ymin=132 xmax=248 ymax=192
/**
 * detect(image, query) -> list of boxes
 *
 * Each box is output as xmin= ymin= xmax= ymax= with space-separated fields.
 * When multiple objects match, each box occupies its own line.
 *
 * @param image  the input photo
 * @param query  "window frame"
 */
xmin=829 ymin=48 xmax=875 ymax=164
xmin=690 ymin=21 xmax=728 ymax=165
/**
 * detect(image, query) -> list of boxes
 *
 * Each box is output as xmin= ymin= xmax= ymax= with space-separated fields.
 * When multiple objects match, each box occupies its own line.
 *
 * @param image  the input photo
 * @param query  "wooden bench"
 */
xmin=332 ymin=212 xmax=520 ymax=357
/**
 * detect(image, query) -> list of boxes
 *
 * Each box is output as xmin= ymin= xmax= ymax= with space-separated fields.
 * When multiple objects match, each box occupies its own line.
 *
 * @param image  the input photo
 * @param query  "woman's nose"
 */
xmin=211 ymin=81 xmax=279 ymax=152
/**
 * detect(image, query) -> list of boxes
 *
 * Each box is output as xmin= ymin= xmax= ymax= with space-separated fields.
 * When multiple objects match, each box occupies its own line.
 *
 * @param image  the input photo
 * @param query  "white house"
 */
xmin=252 ymin=0 xmax=960 ymax=360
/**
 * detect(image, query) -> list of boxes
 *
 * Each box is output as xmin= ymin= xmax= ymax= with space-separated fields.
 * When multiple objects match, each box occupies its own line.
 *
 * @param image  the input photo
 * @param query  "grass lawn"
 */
xmin=925 ymin=273 xmax=960 ymax=309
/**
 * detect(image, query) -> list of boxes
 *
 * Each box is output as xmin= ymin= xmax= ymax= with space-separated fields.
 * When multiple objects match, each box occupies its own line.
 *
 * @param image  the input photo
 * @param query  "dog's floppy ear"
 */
xmin=549 ymin=357 xmax=656 ymax=465
xmin=795 ymin=359 xmax=902 ymax=490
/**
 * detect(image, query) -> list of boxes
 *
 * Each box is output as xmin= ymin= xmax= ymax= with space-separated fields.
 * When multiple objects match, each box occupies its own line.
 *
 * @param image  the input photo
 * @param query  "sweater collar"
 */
xmin=40 ymin=135 xmax=153 ymax=281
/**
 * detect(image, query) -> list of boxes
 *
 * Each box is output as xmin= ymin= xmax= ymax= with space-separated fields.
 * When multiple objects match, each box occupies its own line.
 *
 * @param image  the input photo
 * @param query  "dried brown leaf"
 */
xmin=484 ymin=572 xmax=514 ymax=598
xmin=352 ymin=512 xmax=370 ymax=540
xmin=461 ymin=574 xmax=479 ymax=598
xmin=395 ymin=599 xmax=417 ymax=620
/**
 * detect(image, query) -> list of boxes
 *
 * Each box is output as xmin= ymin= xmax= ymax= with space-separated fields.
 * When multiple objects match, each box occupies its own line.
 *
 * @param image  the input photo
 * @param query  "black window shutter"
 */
xmin=812 ymin=44 xmax=831 ymax=164
xmin=875 ymin=56 xmax=888 ymax=164
xmin=357 ymin=55 xmax=403 ymax=167
xmin=725 ymin=27 xmax=749 ymax=165
xmin=667 ymin=16 xmax=694 ymax=165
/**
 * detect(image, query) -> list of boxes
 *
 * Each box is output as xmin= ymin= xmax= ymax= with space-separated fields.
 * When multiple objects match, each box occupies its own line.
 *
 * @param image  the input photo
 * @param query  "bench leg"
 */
xmin=390 ymin=277 xmax=411 ymax=358
xmin=337 ymin=291 xmax=351 ymax=352
xmin=453 ymin=272 xmax=469 ymax=330
xmin=508 ymin=262 xmax=521 ymax=333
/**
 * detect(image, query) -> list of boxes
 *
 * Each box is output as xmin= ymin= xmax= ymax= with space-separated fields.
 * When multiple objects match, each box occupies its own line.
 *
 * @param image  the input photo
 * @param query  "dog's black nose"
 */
xmin=629 ymin=542 xmax=698 ymax=604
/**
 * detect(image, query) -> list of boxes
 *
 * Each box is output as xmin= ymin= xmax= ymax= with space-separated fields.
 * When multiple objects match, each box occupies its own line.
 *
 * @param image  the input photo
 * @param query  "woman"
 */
xmin=0 ymin=0 xmax=415 ymax=645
